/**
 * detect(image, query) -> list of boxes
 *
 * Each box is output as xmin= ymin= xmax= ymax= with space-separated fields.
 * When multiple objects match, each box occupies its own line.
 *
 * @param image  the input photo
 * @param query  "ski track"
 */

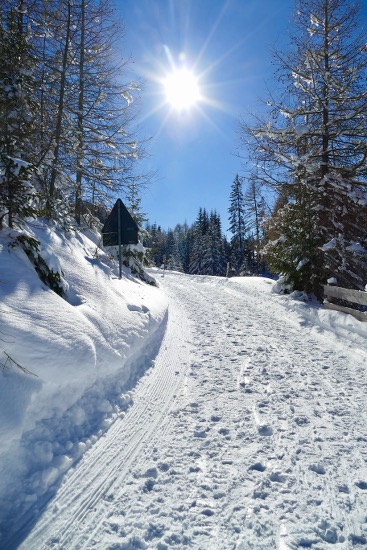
xmin=20 ymin=272 xmax=367 ymax=549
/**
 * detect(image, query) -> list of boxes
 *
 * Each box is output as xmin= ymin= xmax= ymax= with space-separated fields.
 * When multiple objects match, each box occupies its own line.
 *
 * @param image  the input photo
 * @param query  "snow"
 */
xmin=121 ymin=90 xmax=133 ymax=105
xmin=8 ymin=157 xmax=30 ymax=176
xmin=295 ymin=124 xmax=309 ymax=135
xmin=346 ymin=242 xmax=366 ymax=254
xmin=2 ymin=233 xmax=367 ymax=549
xmin=321 ymin=237 xmax=337 ymax=251
xmin=310 ymin=14 xmax=320 ymax=28
xmin=0 ymin=221 xmax=167 ymax=546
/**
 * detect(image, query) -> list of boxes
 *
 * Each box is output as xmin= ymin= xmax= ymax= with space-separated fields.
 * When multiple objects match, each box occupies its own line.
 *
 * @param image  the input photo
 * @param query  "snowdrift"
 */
xmin=0 ymin=220 xmax=168 ymax=544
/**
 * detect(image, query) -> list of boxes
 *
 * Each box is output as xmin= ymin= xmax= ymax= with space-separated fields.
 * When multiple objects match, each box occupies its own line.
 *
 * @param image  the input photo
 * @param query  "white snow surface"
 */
xmin=0 ymin=222 xmax=167 ymax=548
xmin=2 ymin=231 xmax=367 ymax=549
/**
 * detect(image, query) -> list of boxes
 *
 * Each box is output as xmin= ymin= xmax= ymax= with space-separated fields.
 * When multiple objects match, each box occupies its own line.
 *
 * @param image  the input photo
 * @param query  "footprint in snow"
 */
xmin=127 ymin=304 xmax=149 ymax=313
xmin=144 ymin=466 xmax=159 ymax=479
xmin=143 ymin=479 xmax=155 ymax=492
xmin=269 ymin=472 xmax=286 ymax=483
xmin=257 ymin=424 xmax=273 ymax=436
xmin=349 ymin=534 xmax=367 ymax=546
xmin=309 ymin=463 xmax=326 ymax=475
xmin=194 ymin=429 xmax=208 ymax=438
xmin=201 ymin=508 xmax=215 ymax=516
xmin=295 ymin=416 xmax=310 ymax=426
xmin=214 ymin=491 xmax=226 ymax=499
xmin=249 ymin=462 xmax=266 ymax=472
xmin=253 ymin=488 xmax=269 ymax=500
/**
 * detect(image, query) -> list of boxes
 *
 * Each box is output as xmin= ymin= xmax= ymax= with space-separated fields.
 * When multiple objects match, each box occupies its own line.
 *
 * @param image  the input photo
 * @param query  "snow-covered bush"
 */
xmin=10 ymin=233 xmax=66 ymax=297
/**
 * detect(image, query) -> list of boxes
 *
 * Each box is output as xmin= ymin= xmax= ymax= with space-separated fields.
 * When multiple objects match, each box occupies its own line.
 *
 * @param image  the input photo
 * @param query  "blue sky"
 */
xmin=116 ymin=0 xmax=295 ymax=231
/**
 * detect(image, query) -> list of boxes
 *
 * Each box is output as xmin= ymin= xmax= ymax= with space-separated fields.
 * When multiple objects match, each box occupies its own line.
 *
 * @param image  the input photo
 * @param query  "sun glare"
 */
xmin=163 ymin=68 xmax=201 ymax=111
xmin=138 ymin=45 xmax=224 ymax=134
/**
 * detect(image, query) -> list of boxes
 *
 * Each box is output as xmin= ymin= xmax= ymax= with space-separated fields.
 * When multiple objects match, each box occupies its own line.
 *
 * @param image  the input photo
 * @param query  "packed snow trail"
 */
xmin=19 ymin=272 xmax=367 ymax=549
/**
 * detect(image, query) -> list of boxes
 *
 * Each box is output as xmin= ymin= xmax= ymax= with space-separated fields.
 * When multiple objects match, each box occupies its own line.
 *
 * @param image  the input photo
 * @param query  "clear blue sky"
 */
xmin=116 ymin=0 xmax=295 ymax=231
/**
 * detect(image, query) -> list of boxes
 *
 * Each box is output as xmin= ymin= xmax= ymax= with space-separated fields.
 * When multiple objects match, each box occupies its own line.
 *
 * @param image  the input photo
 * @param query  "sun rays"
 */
xmin=163 ymin=67 xmax=201 ymax=111
xmin=136 ymin=47 xmax=226 ymax=139
xmin=131 ymin=1 xmax=242 ymax=138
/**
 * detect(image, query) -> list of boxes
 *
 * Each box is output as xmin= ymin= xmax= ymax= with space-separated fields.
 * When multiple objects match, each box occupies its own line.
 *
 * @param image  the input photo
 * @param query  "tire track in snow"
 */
xmin=19 ymin=296 xmax=193 ymax=550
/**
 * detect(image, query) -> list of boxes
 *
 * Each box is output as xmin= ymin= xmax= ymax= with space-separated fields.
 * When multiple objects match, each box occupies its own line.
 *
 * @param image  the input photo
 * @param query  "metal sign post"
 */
xmin=117 ymin=199 xmax=122 ymax=279
xmin=101 ymin=198 xmax=139 ymax=280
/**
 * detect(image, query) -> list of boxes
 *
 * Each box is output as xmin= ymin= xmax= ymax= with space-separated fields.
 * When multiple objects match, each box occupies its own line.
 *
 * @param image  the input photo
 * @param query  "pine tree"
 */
xmin=125 ymin=181 xmax=148 ymax=229
xmin=145 ymin=211 xmax=229 ymax=276
xmin=176 ymin=222 xmax=192 ymax=273
xmin=188 ymin=209 xmax=227 ymax=276
xmin=202 ymin=211 xmax=226 ymax=276
xmin=0 ymin=3 xmax=39 ymax=228
xmin=189 ymin=208 xmax=209 ymax=274
xmin=243 ymin=178 xmax=267 ymax=273
xmin=245 ymin=0 xmax=367 ymax=295
xmin=147 ymin=224 xmax=166 ymax=267
xmin=228 ymin=175 xmax=247 ymax=274
xmin=166 ymin=229 xmax=183 ymax=271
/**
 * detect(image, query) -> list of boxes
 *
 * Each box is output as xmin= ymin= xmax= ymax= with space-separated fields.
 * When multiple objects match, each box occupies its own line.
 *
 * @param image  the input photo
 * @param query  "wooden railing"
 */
xmin=323 ymin=285 xmax=367 ymax=322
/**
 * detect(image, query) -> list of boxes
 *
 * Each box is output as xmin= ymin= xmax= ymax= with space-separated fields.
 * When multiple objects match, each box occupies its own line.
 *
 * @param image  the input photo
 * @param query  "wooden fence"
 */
xmin=323 ymin=285 xmax=367 ymax=322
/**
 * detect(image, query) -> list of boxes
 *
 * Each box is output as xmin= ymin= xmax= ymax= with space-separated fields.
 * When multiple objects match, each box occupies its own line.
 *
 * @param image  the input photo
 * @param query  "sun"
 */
xmin=163 ymin=68 xmax=201 ymax=111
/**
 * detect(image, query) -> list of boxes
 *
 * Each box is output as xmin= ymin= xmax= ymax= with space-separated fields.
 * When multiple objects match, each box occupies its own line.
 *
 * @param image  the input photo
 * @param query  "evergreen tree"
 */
xmin=202 ymin=211 xmax=226 ymax=276
xmin=145 ymin=210 xmax=229 ymax=277
xmin=189 ymin=208 xmax=209 ymax=274
xmin=243 ymin=178 xmax=268 ymax=273
xmin=147 ymin=224 xmax=166 ymax=267
xmin=245 ymin=0 xmax=367 ymax=295
xmin=188 ymin=208 xmax=227 ymax=276
xmin=0 ymin=3 xmax=39 ymax=228
xmin=166 ymin=229 xmax=183 ymax=271
xmin=126 ymin=181 xmax=148 ymax=228
xmin=176 ymin=222 xmax=192 ymax=273
xmin=228 ymin=175 xmax=247 ymax=274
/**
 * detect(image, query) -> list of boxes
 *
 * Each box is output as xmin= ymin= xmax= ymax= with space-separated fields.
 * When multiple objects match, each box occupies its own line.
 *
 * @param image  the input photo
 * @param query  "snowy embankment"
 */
xmin=9 ymin=268 xmax=367 ymax=550
xmin=0 ymin=221 xmax=167 ymax=546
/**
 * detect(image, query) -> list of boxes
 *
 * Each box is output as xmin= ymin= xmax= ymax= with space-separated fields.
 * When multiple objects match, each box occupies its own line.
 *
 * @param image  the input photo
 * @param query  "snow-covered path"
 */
xmin=19 ymin=272 xmax=367 ymax=549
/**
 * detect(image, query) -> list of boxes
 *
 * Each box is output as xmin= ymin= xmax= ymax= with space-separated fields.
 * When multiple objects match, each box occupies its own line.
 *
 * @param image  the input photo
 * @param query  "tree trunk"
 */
xmin=75 ymin=0 xmax=85 ymax=225
xmin=48 ymin=0 xmax=72 ymax=211
xmin=321 ymin=1 xmax=330 ymax=179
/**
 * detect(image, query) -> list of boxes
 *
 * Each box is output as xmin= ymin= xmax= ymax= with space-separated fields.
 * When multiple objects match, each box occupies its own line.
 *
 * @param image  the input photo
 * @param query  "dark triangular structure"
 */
xmin=102 ymin=199 xmax=139 ymax=247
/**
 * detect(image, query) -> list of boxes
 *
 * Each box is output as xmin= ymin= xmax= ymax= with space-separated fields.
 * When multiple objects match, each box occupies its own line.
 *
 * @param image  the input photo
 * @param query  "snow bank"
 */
xmin=185 ymin=271 xmax=367 ymax=348
xmin=228 ymin=275 xmax=367 ymax=345
xmin=0 ymin=221 xmax=167 ymax=543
